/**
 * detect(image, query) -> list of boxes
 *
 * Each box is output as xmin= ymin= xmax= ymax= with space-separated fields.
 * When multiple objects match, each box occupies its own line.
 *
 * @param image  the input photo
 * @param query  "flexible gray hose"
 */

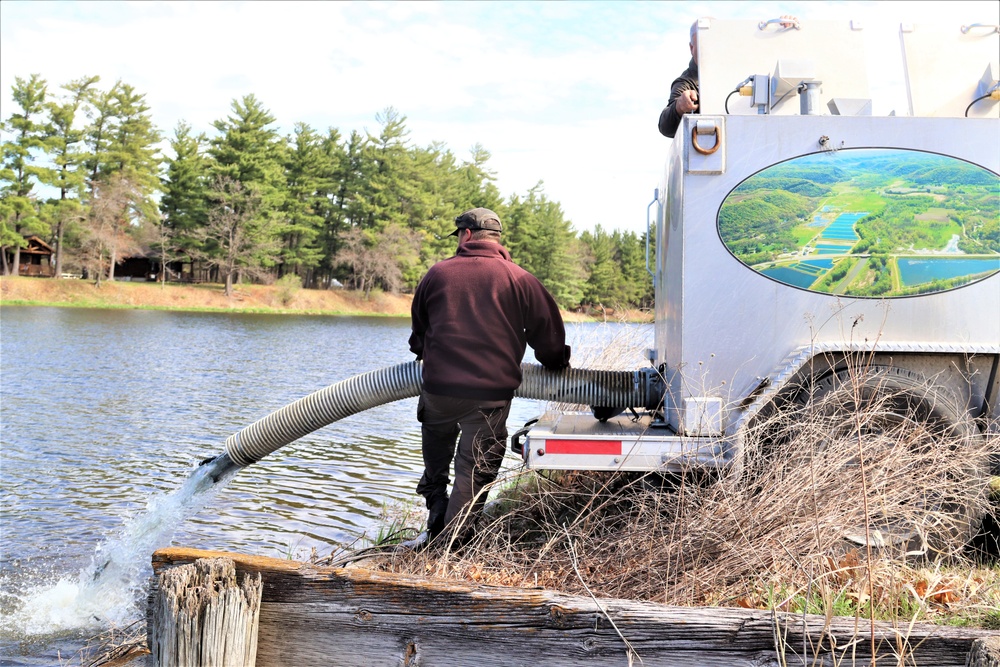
xmin=224 ymin=361 xmax=648 ymax=467
xmin=517 ymin=364 xmax=647 ymax=407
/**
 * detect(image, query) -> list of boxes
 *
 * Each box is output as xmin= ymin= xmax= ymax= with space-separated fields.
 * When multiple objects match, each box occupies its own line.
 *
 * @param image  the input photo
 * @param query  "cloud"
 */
xmin=2 ymin=0 xmax=997 ymax=235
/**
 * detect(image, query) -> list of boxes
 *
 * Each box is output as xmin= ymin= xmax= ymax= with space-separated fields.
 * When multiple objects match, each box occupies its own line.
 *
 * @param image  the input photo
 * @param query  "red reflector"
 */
xmin=545 ymin=439 xmax=622 ymax=455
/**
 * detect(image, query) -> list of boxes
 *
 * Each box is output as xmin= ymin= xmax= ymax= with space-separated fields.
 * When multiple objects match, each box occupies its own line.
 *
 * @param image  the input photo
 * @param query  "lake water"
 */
xmin=897 ymin=256 xmax=1000 ymax=287
xmin=0 ymin=306 xmax=648 ymax=665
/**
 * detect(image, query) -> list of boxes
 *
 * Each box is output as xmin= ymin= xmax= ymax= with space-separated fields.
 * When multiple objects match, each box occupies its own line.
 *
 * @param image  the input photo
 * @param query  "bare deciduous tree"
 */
xmin=79 ymin=172 xmax=146 ymax=286
xmin=192 ymin=176 xmax=280 ymax=297
xmin=134 ymin=211 xmax=181 ymax=285
xmin=337 ymin=223 xmax=421 ymax=297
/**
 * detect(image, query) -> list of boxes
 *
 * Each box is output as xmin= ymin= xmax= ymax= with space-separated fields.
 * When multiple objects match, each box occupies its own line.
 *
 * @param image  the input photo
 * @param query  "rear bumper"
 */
xmin=523 ymin=410 xmax=734 ymax=472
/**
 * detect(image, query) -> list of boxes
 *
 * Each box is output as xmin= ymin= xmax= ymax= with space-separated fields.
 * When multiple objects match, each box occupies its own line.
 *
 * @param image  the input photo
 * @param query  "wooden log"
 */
xmin=153 ymin=547 xmax=995 ymax=667
xmin=148 ymin=556 xmax=262 ymax=667
xmin=967 ymin=635 xmax=1000 ymax=667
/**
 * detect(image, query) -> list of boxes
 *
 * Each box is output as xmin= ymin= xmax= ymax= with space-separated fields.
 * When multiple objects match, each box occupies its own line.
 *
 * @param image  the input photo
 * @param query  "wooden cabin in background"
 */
xmin=5 ymin=235 xmax=209 ymax=283
xmin=115 ymin=252 xmax=202 ymax=283
xmin=5 ymin=236 xmax=55 ymax=277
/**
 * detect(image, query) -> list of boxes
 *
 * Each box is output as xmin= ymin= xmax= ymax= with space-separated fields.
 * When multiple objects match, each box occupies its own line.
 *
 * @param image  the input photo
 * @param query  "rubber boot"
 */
xmin=426 ymin=493 xmax=449 ymax=539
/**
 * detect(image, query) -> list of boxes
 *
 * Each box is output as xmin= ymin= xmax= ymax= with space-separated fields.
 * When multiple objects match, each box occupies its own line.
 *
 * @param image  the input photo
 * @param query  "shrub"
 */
xmin=274 ymin=274 xmax=302 ymax=307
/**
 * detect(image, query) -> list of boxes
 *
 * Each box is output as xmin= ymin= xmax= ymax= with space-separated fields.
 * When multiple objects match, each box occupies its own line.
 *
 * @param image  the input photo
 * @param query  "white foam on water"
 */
xmin=1 ymin=456 xmax=238 ymax=638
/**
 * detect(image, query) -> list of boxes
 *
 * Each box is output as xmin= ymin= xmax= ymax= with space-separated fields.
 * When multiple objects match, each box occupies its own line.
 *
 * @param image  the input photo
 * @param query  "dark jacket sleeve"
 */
xmin=520 ymin=274 xmax=571 ymax=370
xmin=408 ymin=277 xmax=428 ymax=360
xmin=658 ymin=63 xmax=699 ymax=139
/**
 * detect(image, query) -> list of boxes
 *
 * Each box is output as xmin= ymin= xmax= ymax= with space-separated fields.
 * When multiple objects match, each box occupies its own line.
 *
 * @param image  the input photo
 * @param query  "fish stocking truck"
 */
xmin=515 ymin=18 xmax=1000 ymax=554
xmin=216 ymin=17 xmax=998 ymax=556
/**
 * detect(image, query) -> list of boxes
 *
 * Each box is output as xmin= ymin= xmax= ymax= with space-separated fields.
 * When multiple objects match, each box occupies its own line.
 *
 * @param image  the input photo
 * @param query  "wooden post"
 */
xmin=967 ymin=636 xmax=1000 ymax=667
xmin=152 ymin=548 xmax=999 ymax=667
xmin=148 ymin=557 xmax=262 ymax=667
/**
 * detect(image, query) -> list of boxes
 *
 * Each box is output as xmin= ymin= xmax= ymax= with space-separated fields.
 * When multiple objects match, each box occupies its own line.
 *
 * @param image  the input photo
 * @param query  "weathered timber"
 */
xmin=968 ymin=635 xmax=1000 ymax=667
xmin=152 ymin=547 xmax=996 ymax=667
xmin=148 ymin=556 xmax=262 ymax=667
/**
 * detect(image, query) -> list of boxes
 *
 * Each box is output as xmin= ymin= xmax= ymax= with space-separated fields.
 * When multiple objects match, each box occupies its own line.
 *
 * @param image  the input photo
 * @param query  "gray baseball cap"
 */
xmin=450 ymin=207 xmax=502 ymax=236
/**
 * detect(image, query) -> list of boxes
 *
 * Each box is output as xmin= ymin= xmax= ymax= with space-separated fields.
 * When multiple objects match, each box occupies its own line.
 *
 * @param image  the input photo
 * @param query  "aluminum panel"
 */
xmin=658 ymin=114 xmax=999 ymax=435
xmin=900 ymin=22 xmax=1000 ymax=118
xmin=697 ymin=19 xmax=869 ymax=118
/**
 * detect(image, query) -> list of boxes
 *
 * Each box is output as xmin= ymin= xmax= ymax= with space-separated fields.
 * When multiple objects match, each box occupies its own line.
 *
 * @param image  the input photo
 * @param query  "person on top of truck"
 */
xmin=658 ymin=16 xmax=797 ymax=139
xmin=658 ymin=21 xmax=700 ymax=139
xmin=409 ymin=207 xmax=571 ymax=545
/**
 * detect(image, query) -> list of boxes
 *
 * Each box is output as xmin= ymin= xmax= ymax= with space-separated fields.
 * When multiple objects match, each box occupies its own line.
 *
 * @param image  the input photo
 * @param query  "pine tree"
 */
xmin=0 ymin=79 xmax=640 ymax=297
xmin=208 ymin=95 xmax=286 ymax=282
xmin=281 ymin=122 xmax=332 ymax=282
xmin=45 ymin=75 xmax=99 ymax=276
xmin=160 ymin=121 xmax=210 ymax=279
xmin=209 ymin=95 xmax=286 ymax=207
xmin=615 ymin=229 xmax=653 ymax=308
xmin=581 ymin=224 xmax=622 ymax=307
xmin=403 ymin=143 xmax=502 ymax=272
xmin=338 ymin=130 xmax=370 ymax=231
xmin=462 ymin=144 xmax=504 ymax=209
xmin=82 ymin=83 xmax=118 ymax=192
xmin=105 ymin=82 xmax=161 ymax=205
xmin=313 ymin=127 xmax=347 ymax=288
xmin=356 ymin=107 xmax=412 ymax=230
xmin=0 ymin=74 xmax=53 ymax=275
xmin=403 ymin=142 xmax=443 ymax=230
xmin=504 ymin=183 xmax=585 ymax=309
xmin=79 ymin=80 xmax=162 ymax=279
xmin=405 ymin=141 xmax=462 ymax=281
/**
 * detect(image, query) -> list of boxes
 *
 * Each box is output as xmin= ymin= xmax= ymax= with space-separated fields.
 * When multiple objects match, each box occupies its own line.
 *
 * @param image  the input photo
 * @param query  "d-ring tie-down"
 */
xmin=758 ymin=17 xmax=801 ymax=30
xmin=960 ymin=23 xmax=999 ymax=34
xmin=691 ymin=125 xmax=720 ymax=155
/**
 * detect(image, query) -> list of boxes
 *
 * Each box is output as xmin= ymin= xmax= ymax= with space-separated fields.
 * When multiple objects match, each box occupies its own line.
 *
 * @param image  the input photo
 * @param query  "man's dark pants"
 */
xmin=415 ymin=390 xmax=511 ymax=537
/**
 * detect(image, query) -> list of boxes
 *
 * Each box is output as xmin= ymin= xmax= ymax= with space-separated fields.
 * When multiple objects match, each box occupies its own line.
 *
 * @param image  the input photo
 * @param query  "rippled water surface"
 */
xmin=0 ymin=305 xmax=646 ymax=664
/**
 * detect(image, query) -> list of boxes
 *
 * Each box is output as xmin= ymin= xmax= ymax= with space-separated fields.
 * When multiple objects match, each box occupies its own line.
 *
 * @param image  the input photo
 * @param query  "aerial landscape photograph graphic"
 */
xmin=718 ymin=148 xmax=1000 ymax=297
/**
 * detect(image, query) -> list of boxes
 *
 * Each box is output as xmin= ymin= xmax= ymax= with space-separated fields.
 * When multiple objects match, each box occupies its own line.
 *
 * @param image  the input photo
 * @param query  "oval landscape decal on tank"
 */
xmin=717 ymin=148 xmax=1000 ymax=298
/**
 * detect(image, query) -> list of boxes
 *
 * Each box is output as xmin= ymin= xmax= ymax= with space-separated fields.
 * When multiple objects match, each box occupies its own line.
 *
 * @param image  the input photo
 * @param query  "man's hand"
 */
xmin=676 ymin=89 xmax=699 ymax=115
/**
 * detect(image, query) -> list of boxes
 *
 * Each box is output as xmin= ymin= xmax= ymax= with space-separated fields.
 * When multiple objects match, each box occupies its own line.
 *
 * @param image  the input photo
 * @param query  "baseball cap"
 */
xmin=450 ymin=208 xmax=502 ymax=236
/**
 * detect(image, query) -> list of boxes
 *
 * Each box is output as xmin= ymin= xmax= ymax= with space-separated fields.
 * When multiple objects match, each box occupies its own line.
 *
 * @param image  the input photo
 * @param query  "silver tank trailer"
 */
xmin=524 ymin=17 xmax=999 ymax=473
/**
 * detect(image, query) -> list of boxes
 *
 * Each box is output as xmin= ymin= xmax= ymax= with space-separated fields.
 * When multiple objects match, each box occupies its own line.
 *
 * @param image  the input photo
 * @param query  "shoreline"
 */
xmin=0 ymin=276 xmax=649 ymax=322
xmin=0 ymin=276 xmax=414 ymax=318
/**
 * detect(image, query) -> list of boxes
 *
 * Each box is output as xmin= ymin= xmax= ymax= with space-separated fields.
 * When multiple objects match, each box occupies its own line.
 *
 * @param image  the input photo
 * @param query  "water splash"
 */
xmin=1 ymin=454 xmax=241 ymax=637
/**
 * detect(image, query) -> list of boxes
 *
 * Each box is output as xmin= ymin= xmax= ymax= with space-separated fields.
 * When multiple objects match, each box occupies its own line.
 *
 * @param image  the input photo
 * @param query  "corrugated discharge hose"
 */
xmin=224 ymin=361 xmax=649 ymax=467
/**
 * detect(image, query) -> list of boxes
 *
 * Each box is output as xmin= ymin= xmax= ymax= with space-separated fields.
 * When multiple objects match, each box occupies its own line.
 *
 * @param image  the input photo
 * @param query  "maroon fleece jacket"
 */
xmin=409 ymin=240 xmax=571 ymax=400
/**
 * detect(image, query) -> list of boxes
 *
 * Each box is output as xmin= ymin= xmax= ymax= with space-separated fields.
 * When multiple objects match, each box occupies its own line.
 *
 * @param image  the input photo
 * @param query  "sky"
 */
xmin=2 ymin=0 xmax=997 ymax=235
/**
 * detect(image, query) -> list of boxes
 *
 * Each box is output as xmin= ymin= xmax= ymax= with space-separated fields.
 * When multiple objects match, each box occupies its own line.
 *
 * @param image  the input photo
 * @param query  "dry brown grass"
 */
xmin=369 ymin=334 xmax=999 ymax=632
xmin=0 ymin=275 xmax=414 ymax=316
xmin=0 ymin=276 xmax=627 ymax=321
xmin=66 ymin=620 xmax=149 ymax=667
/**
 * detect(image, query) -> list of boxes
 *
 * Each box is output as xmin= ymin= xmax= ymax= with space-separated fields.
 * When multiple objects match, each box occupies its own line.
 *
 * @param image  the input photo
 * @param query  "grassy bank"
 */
xmin=0 ymin=276 xmax=414 ymax=316
xmin=0 ymin=276 xmax=636 ymax=322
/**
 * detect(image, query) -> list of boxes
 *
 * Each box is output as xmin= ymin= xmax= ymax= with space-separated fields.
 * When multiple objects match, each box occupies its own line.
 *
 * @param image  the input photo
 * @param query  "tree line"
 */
xmin=718 ymin=189 xmax=812 ymax=264
xmin=0 ymin=74 xmax=653 ymax=309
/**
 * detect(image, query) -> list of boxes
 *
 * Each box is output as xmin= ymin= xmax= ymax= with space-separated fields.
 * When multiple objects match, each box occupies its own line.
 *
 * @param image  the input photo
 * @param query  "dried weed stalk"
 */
xmin=69 ymin=619 xmax=149 ymax=667
xmin=377 ymin=330 xmax=998 ymax=629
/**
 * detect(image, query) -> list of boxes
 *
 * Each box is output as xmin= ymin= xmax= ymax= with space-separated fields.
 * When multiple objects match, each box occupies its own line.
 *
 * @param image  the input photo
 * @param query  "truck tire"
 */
xmin=768 ymin=364 xmax=987 ymax=558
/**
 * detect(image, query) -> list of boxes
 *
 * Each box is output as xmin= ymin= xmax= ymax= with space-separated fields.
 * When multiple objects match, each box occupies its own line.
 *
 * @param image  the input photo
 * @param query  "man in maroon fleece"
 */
xmin=409 ymin=207 xmax=571 ymax=542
